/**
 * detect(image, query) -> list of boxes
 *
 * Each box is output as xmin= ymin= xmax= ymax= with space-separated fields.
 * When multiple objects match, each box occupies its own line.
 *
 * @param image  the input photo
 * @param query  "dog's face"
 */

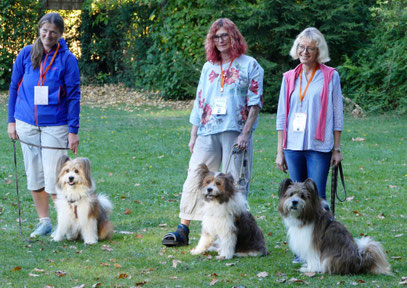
xmin=197 ymin=164 xmax=235 ymax=204
xmin=56 ymin=155 xmax=93 ymax=192
xmin=278 ymin=178 xmax=320 ymax=223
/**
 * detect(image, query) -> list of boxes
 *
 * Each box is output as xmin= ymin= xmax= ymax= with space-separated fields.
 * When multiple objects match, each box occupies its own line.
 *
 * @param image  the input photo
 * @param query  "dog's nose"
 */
xmin=69 ymin=176 xmax=74 ymax=182
xmin=291 ymin=200 xmax=298 ymax=207
xmin=207 ymin=187 xmax=213 ymax=193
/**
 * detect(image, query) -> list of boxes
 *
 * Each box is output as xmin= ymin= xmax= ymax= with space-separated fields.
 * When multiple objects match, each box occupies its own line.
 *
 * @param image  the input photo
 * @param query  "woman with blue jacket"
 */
xmin=7 ymin=13 xmax=80 ymax=237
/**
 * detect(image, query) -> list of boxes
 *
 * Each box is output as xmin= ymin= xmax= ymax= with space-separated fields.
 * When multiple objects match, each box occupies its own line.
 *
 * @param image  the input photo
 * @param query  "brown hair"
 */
xmin=31 ymin=13 xmax=64 ymax=69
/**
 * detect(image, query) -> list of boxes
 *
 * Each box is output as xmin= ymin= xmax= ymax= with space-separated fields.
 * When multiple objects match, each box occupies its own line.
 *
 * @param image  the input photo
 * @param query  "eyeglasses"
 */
xmin=213 ymin=33 xmax=229 ymax=42
xmin=297 ymin=44 xmax=317 ymax=53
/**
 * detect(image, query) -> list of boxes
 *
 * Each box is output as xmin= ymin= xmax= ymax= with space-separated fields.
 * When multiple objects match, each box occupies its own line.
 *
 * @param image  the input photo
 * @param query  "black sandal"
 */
xmin=162 ymin=224 xmax=189 ymax=247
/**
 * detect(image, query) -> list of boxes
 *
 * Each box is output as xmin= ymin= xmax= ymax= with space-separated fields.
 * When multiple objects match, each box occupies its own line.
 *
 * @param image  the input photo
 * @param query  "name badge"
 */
xmin=34 ymin=86 xmax=49 ymax=105
xmin=214 ymin=97 xmax=227 ymax=115
xmin=293 ymin=112 xmax=307 ymax=132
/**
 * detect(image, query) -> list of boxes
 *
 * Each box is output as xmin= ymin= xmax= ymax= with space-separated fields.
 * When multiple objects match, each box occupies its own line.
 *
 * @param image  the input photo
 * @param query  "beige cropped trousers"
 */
xmin=179 ymin=131 xmax=253 ymax=221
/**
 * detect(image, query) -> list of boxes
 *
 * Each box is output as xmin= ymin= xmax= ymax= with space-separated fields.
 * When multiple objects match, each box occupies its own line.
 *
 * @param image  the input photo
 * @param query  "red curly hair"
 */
xmin=205 ymin=18 xmax=248 ymax=63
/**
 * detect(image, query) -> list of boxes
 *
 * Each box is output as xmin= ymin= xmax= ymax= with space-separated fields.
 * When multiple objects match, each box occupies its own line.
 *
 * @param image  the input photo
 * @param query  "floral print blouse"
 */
xmin=190 ymin=54 xmax=264 ymax=136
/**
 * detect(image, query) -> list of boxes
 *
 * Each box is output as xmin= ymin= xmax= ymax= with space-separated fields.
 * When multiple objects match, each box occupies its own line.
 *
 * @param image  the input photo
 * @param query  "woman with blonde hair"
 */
xmin=276 ymin=27 xmax=343 ymax=206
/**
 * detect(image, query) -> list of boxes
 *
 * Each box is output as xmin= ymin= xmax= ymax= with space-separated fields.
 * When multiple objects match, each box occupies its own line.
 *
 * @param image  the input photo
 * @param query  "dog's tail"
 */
xmin=98 ymin=194 xmax=113 ymax=215
xmin=356 ymin=237 xmax=392 ymax=275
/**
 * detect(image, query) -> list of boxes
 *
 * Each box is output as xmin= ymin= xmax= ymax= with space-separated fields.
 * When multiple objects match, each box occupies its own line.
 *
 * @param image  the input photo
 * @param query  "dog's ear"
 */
xmin=278 ymin=178 xmax=293 ymax=198
xmin=196 ymin=164 xmax=210 ymax=187
xmin=304 ymin=178 xmax=318 ymax=199
xmin=78 ymin=158 xmax=92 ymax=184
xmin=56 ymin=155 xmax=70 ymax=177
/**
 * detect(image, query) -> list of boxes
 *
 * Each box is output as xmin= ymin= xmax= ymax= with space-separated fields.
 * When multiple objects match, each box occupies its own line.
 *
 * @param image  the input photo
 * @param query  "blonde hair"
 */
xmin=31 ymin=13 xmax=64 ymax=69
xmin=289 ymin=27 xmax=330 ymax=63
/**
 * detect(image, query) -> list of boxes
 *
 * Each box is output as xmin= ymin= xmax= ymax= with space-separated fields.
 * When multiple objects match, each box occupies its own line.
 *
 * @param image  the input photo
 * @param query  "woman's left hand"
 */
xmin=330 ymin=150 xmax=343 ymax=166
xmin=237 ymin=131 xmax=250 ymax=150
xmin=68 ymin=133 xmax=79 ymax=154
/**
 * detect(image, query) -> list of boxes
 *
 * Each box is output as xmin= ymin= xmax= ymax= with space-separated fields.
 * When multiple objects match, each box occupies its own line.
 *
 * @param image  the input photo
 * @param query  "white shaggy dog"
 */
xmin=278 ymin=178 xmax=391 ymax=275
xmin=190 ymin=164 xmax=267 ymax=259
xmin=52 ymin=155 xmax=113 ymax=244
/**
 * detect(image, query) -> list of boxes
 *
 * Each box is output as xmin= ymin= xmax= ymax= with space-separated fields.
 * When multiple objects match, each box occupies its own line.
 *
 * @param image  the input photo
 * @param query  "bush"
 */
xmin=0 ymin=0 xmax=42 ymax=90
xmin=338 ymin=0 xmax=407 ymax=114
xmin=80 ymin=0 xmax=374 ymax=112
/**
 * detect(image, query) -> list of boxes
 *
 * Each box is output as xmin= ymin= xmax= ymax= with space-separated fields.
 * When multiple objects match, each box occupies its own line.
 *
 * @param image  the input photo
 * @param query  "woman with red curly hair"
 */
xmin=162 ymin=18 xmax=264 ymax=247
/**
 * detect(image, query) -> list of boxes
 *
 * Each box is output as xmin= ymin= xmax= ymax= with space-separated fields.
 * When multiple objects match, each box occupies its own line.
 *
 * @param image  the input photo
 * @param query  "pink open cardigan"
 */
xmin=282 ymin=63 xmax=336 ymax=148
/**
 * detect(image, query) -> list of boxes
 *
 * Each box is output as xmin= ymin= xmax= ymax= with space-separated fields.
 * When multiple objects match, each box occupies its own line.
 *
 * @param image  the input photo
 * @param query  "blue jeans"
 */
xmin=284 ymin=150 xmax=331 ymax=199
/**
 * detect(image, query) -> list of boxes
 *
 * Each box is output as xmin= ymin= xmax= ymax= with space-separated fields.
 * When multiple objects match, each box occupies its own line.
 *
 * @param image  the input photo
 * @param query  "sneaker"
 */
xmin=30 ymin=220 xmax=52 ymax=237
xmin=292 ymin=255 xmax=305 ymax=264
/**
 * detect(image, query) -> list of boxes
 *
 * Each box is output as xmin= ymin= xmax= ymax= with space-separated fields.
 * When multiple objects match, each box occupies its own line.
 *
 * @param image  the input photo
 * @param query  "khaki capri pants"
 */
xmin=179 ymin=131 xmax=253 ymax=221
xmin=15 ymin=119 xmax=68 ymax=194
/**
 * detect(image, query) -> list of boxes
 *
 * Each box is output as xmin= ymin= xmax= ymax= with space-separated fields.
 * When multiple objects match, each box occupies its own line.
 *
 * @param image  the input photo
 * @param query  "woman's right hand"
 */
xmin=8 ymin=123 xmax=18 ymax=140
xmin=275 ymin=150 xmax=288 ymax=173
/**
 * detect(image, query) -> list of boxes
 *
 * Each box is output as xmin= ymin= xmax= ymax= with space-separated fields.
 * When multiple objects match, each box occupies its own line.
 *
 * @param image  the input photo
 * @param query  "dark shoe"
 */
xmin=162 ymin=224 xmax=189 ymax=247
xmin=292 ymin=255 xmax=305 ymax=264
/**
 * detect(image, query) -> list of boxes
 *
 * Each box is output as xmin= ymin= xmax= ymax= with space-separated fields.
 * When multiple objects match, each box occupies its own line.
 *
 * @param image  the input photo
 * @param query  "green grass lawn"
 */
xmin=0 ymin=102 xmax=406 ymax=287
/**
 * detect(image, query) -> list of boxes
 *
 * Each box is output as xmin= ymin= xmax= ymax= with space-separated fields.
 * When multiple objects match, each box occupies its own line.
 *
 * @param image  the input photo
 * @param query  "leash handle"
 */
xmin=331 ymin=162 xmax=347 ymax=215
xmin=224 ymin=144 xmax=247 ymax=183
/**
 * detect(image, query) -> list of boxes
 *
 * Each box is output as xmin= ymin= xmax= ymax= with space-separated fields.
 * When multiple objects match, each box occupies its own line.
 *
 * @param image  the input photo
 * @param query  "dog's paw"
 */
xmin=84 ymin=238 xmax=98 ymax=245
xmin=216 ymin=254 xmax=233 ymax=260
xmin=190 ymin=248 xmax=203 ymax=255
xmin=299 ymin=265 xmax=318 ymax=273
xmin=51 ymin=233 xmax=63 ymax=242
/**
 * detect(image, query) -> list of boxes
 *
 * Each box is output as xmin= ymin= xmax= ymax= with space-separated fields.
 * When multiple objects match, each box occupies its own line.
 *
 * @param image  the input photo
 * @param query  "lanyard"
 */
xmin=220 ymin=57 xmax=235 ymax=93
xmin=37 ymin=43 xmax=60 ymax=86
xmin=299 ymin=64 xmax=318 ymax=102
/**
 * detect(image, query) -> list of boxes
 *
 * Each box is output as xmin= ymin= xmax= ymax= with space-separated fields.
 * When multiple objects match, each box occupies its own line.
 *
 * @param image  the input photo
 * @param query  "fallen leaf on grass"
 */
xmin=225 ymin=262 xmax=236 ymax=267
xmin=55 ymin=270 xmax=66 ymax=277
xmin=101 ymin=245 xmax=113 ymax=252
xmin=72 ymin=285 xmax=85 ymax=288
xmin=172 ymin=259 xmax=181 ymax=268
xmin=100 ymin=262 xmax=110 ymax=266
xmin=118 ymin=273 xmax=129 ymax=279
xmin=257 ymin=271 xmax=268 ymax=278
xmin=399 ymin=277 xmax=407 ymax=285
xmin=303 ymin=272 xmax=316 ymax=277
xmin=28 ymin=273 xmax=40 ymax=277
xmin=395 ymin=234 xmax=404 ymax=238
xmin=377 ymin=213 xmax=385 ymax=219
xmin=12 ymin=266 xmax=22 ymax=271
xmin=92 ymin=283 xmax=101 ymax=287
xmin=289 ymin=277 xmax=309 ymax=284
xmin=392 ymin=256 xmax=402 ymax=260
xmin=124 ymin=209 xmax=131 ymax=215
xmin=210 ymin=278 xmax=218 ymax=286
xmin=159 ymin=223 xmax=167 ymax=228
xmin=352 ymin=137 xmax=365 ymax=142
xmin=134 ymin=234 xmax=143 ymax=239
xmin=33 ymin=268 xmax=45 ymax=273
xmin=135 ymin=281 xmax=147 ymax=286
xmin=118 ymin=231 xmax=134 ymax=235
xmin=114 ymin=263 xmax=122 ymax=268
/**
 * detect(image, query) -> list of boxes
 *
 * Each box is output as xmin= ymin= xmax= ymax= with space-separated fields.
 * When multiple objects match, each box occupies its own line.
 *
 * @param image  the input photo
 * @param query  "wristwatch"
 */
xmin=332 ymin=147 xmax=341 ymax=152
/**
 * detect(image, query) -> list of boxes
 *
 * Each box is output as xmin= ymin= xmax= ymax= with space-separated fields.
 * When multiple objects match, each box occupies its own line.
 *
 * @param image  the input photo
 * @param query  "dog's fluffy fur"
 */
xmin=278 ymin=178 xmax=391 ymax=275
xmin=52 ymin=155 xmax=113 ymax=244
xmin=190 ymin=164 xmax=267 ymax=259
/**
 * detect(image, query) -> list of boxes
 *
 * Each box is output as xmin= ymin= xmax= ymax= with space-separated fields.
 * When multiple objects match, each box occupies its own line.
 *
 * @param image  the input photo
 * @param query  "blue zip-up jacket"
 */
xmin=8 ymin=38 xmax=80 ymax=133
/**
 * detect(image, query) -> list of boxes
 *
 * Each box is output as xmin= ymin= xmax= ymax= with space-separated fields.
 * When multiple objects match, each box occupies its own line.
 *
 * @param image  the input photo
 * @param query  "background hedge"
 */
xmin=1 ymin=0 xmax=406 ymax=114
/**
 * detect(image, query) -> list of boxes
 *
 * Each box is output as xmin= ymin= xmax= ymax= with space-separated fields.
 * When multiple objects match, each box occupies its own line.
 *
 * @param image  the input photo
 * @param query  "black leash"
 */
xmin=11 ymin=139 xmax=69 ymax=243
xmin=330 ymin=162 xmax=347 ymax=215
